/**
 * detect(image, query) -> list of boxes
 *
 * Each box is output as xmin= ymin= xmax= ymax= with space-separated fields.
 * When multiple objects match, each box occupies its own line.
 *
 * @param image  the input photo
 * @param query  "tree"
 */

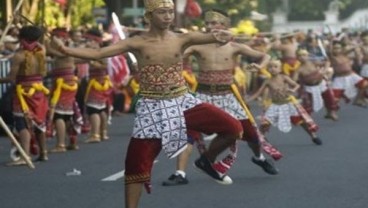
xmin=287 ymin=0 xmax=368 ymax=21
xmin=17 ymin=0 xmax=105 ymax=29
xmin=47 ymin=0 xmax=105 ymax=28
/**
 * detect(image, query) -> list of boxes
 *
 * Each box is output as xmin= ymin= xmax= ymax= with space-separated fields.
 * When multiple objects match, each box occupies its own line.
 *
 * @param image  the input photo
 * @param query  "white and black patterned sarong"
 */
xmin=132 ymin=93 xmax=202 ymax=159
xmin=196 ymin=92 xmax=248 ymax=120
xmin=332 ymin=73 xmax=363 ymax=99
xmin=264 ymin=103 xmax=299 ymax=133
xmin=304 ymin=80 xmax=327 ymax=112
xmin=360 ymin=64 xmax=368 ymax=78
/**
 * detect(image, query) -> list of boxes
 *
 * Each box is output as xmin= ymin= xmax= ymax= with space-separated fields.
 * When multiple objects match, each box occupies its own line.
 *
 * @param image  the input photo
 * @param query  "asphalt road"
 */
xmin=1 ymin=102 xmax=368 ymax=208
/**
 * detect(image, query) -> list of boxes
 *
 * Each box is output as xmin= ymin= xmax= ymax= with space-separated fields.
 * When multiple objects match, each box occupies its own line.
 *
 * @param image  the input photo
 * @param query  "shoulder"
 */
xmin=11 ymin=51 xmax=25 ymax=61
xmin=263 ymin=78 xmax=271 ymax=85
xmin=180 ymin=31 xmax=209 ymax=40
xmin=280 ymin=74 xmax=289 ymax=79
xmin=38 ymin=44 xmax=47 ymax=54
xmin=229 ymin=41 xmax=244 ymax=48
xmin=230 ymin=42 xmax=254 ymax=52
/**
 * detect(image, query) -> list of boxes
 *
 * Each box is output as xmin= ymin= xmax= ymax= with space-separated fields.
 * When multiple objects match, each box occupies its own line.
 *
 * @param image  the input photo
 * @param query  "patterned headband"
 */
xmin=144 ymin=0 xmax=174 ymax=12
xmin=297 ymin=49 xmax=309 ymax=56
xmin=205 ymin=11 xmax=230 ymax=26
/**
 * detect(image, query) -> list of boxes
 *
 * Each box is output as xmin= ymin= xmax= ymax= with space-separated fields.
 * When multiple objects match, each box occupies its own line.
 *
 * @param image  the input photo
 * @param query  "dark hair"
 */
xmin=69 ymin=29 xmax=78 ymax=36
xmin=85 ymin=28 xmax=102 ymax=38
xmin=52 ymin=27 xmax=67 ymax=33
xmin=361 ymin=30 xmax=368 ymax=38
xmin=332 ymin=40 xmax=343 ymax=46
xmin=19 ymin=26 xmax=43 ymax=42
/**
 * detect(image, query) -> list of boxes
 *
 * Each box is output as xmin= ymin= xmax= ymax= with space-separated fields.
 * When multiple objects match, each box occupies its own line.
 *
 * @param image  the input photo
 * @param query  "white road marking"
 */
xmin=101 ymin=160 xmax=159 ymax=181
xmin=102 ymin=170 xmax=125 ymax=181
xmin=203 ymin=133 xmax=217 ymax=141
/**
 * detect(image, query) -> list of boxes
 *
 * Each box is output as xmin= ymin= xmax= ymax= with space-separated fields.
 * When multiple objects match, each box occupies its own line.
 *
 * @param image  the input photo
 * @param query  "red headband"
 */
xmin=51 ymin=30 xmax=69 ymax=38
xmin=83 ymin=33 xmax=102 ymax=43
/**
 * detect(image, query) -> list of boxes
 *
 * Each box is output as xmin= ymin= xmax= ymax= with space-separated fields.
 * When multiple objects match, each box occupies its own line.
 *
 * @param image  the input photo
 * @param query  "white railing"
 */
xmin=0 ymin=59 xmax=11 ymax=99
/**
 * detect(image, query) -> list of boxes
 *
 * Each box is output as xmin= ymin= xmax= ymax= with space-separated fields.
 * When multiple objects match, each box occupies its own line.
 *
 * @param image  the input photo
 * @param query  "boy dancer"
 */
xmin=47 ymin=28 xmax=82 ymax=152
xmin=52 ymin=1 xmax=244 ymax=207
xmin=0 ymin=26 xmax=49 ymax=164
xmin=163 ymin=9 xmax=279 ymax=187
xmin=294 ymin=49 xmax=339 ymax=120
xmin=248 ymin=60 xmax=322 ymax=145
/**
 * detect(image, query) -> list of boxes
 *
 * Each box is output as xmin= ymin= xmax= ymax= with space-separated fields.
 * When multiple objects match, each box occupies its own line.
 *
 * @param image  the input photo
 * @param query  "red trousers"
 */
xmin=125 ymin=103 xmax=242 ymax=184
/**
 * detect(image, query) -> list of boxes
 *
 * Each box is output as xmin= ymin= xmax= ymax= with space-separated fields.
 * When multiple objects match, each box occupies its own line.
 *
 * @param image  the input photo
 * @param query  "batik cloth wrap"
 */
xmin=13 ymin=75 xmax=49 ymax=132
xmin=195 ymin=69 xmax=245 ymax=172
xmin=85 ymin=68 xmax=113 ymax=110
xmin=263 ymin=100 xmax=299 ymax=133
xmin=303 ymin=80 xmax=327 ymax=112
xmin=360 ymin=64 xmax=368 ymax=78
xmin=196 ymin=69 xmax=246 ymax=119
xmin=197 ymin=92 xmax=248 ymax=120
xmin=50 ymin=69 xmax=78 ymax=115
xmin=132 ymin=63 xmax=202 ymax=159
xmin=331 ymin=73 xmax=364 ymax=99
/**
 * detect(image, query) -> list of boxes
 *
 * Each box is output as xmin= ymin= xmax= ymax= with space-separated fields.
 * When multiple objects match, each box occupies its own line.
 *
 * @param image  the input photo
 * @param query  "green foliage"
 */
xmin=287 ymin=0 xmax=368 ymax=21
xmin=42 ymin=0 xmax=105 ymax=28
xmin=69 ymin=0 xmax=105 ymax=28
xmin=340 ymin=0 xmax=368 ymax=19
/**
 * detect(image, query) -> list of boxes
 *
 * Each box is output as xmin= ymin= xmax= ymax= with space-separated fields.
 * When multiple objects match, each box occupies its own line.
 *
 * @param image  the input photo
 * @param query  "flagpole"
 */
xmin=111 ymin=12 xmax=137 ymax=64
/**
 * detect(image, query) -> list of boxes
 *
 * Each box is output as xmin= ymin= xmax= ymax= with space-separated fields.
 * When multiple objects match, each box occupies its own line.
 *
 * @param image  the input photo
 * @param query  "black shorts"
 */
xmin=53 ymin=113 xmax=72 ymax=122
xmin=14 ymin=116 xmax=27 ymax=132
xmin=86 ymin=106 xmax=106 ymax=115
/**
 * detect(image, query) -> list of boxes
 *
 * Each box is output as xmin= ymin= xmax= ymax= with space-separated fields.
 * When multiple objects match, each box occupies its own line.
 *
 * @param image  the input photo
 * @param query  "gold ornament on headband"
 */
xmin=205 ymin=11 xmax=230 ymax=26
xmin=297 ymin=49 xmax=309 ymax=56
xmin=144 ymin=0 xmax=174 ymax=12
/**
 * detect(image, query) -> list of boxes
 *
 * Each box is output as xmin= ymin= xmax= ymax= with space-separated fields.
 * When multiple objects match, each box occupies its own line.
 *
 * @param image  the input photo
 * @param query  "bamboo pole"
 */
xmin=0 ymin=117 xmax=35 ymax=169
xmin=0 ymin=0 xmax=25 ymax=44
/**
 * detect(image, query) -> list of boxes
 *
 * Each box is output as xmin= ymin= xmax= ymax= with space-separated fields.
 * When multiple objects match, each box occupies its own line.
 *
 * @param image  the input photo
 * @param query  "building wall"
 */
xmin=272 ymin=8 xmax=368 ymax=34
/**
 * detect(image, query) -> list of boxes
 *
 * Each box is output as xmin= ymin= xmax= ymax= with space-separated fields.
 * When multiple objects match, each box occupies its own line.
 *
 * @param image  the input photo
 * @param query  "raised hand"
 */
xmin=212 ymin=29 xmax=233 ymax=43
xmin=51 ymin=36 xmax=66 ymax=53
xmin=246 ymin=63 xmax=262 ymax=72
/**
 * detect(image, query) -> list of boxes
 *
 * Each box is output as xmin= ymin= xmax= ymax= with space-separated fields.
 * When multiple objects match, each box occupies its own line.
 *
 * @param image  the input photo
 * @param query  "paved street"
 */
xmin=1 ymin=102 xmax=368 ymax=208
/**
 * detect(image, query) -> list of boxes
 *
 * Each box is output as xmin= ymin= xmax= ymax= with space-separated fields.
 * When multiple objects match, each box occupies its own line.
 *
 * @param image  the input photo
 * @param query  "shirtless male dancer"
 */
xmin=52 ymin=1 xmax=243 ymax=207
xmin=294 ymin=49 xmax=339 ymax=120
xmin=272 ymin=34 xmax=300 ymax=77
xmin=0 ymin=26 xmax=49 ymax=164
xmin=249 ymin=59 xmax=322 ymax=145
xmin=162 ymin=9 xmax=278 ymax=187
xmin=329 ymin=40 xmax=368 ymax=107
xmin=82 ymin=28 xmax=113 ymax=143
xmin=46 ymin=27 xmax=82 ymax=152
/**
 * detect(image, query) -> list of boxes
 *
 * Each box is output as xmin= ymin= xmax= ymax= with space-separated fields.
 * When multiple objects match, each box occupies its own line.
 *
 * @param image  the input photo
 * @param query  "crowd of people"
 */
xmin=1 ymin=0 xmax=368 ymax=207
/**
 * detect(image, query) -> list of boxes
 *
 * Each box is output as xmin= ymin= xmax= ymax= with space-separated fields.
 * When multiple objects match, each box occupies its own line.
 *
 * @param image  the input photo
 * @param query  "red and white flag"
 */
xmin=107 ymin=23 xmax=130 ymax=87
xmin=108 ymin=54 xmax=130 ymax=86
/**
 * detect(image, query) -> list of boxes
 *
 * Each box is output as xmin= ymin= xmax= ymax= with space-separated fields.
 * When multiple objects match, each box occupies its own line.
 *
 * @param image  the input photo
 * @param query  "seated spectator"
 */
xmin=2 ymin=35 xmax=19 ymax=57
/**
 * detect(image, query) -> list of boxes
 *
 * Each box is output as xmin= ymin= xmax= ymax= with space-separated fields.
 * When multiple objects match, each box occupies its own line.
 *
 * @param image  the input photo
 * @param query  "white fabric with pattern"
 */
xmin=196 ymin=92 xmax=248 ymax=120
xmin=332 ymin=73 xmax=363 ymax=99
xmin=264 ymin=103 xmax=299 ymax=133
xmin=304 ymin=80 xmax=327 ymax=112
xmin=132 ymin=93 xmax=201 ymax=159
